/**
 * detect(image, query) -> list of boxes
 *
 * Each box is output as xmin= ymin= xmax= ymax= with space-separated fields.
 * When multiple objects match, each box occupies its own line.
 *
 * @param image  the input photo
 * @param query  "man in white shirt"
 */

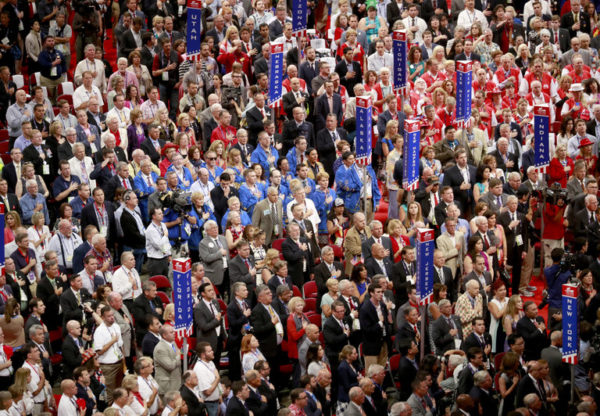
xmin=401 ymin=4 xmax=428 ymax=44
xmin=145 ymin=207 xmax=171 ymax=277
xmin=72 ymin=71 xmax=104 ymax=111
xmin=112 ymin=251 xmax=142 ymax=308
xmin=106 ymin=94 xmax=132 ymax=129
xmin=135 ymin=356 xmax=160 ymax=414
xmin=190 ymin=168 xmax=215 ymax=210
xmin=22 ymin=343 xmax=48 ymax=414
xmin=367 ymin=40 xmax=393 ymax=73
xmin=47 ymin=219 xmax=83 ymax=275
xmin=74 ymin=44 xmax=107 ymax=93
xmin=57 ymin=379 xmax=79 ymax=416
xmin=140 ymin=87 xmax=167 ymax=124
xmin=457 ymin=0 xmax=489 ymax=31
xmin=193 ymin=342 xmax=221 ymax=416
xmin=93 ymin=306 xmax=124 ymax=404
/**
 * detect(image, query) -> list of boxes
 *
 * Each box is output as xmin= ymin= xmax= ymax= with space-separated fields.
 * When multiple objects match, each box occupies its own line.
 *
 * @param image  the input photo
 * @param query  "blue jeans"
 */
xmin=204 ymin=401 xmax=219 ymax=416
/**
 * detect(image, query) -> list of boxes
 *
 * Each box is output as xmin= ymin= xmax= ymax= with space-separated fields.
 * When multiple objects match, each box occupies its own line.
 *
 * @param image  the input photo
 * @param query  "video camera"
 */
xmin=159 ymin=189 xmax=192 ymax=215
xmin=533 ymin=182 xmax=569 ymax=205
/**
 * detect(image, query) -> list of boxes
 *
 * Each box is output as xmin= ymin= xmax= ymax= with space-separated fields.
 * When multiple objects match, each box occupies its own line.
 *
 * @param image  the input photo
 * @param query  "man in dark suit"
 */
xmin=245 ymin=370 xmax=269 ymax=415
xmin=104 ymin=162 xmax=134 ymax=203
xmin=225 ymin=380 xmax=251 ymax=416
xmin=231 ymin=139 xmax=254 ymax=167
xmin=60 ymin=275 xmax=92 ymax=328
xmin=316 ymin=116 xmax=348 ymax=180
xmin=376 ymin=95 xmax=406 ymax=138
xmin=420 ymin=0 xmax=448 ymax=23
xmin=89 ymin=149 xmax=118 ymax=193
xmin=141 ymin=316 xmax=162 ymax=357
xmin=93 ymin=143 xmax=127 ymax=164
xmin=229 ymin=241 xmax=257 ymax=305
xmin=61 ymin=320 xmax=85 ymax=378
xmin=281 ymin=107 xmax=316 ymax=153
xmin=180 ymin=370 xmax=209 ymax=416
xmin=298 ymin=47 xmax=319 ymax=94
xmin=313 ymin=246 xmax=343 ymax=299
xmin=390 ymin=246 xmax=417 ymax=306
xmin=0 ymin=179 xmax=21 ymax=217
xmin=499 ymin=195 xmax=529 ymax=296
xmin=462 ymin=258 xmax=492 ymax=311
xmin=227 ymin=282 xmax=252 ymax=381
xmin=454 ymin=39 xmax=481 ymax=62
xmin=549 ymin=18 xmax=570 ymax=52
xmin=462 ymin=317 xmax=492 ymax=362
xmin=72 ymin=225 xmax=95 ymax=275
xmin=282 ymin=80 xmax=309 ymax=118
xmin=335 ymin=47 xmax=363 ymax=98
xmin=561 ymin=3 xmax=590 ymax=38
xmin=119 ymin=191 xmax=146 ymax=271
xmin=314 ymin=81 xmax=343 ymax=133
xmin=131 ymin=281 xmax=164 ymax=345
xmin=270 ymin=285 xmax=291 ymax=333
xmin=433 ymin=251 xmax=456 ymax=302
xmin=490 ymin=137 xmax=520 ymax=173
xmin=431 ymin=299 xmax=463 ymax=355
xmin=362 ymin=220 xmax=393 ymax=263
xmin=250 ymin=286 xmax=282 ymax=388
xmin=35 ymin=261 xmax=68 ymax=330
xmin=469 ymin=371 xmax=498 ymax=415
xmin=289 ymin=203 xmax=320 ymax=259
xmin=359 ymin=284 xmax=392 ymax=371
xmin=516 ymin=301 xmax=549 ymax=361
xmin=267 ymin=261 xmax=294 ymax=295
xmin=245 ymin=93 xmax=272 ymax=147
xmin=79 ymin=189 xmax=115 ymax=245
xmin=515 ymin=361 xmax=546 ymax=407
xmin=442 ymin=148 xmax=477 ymax=217
xmin=23 ymin=131 xmax=54 ymax=179
xmin=457 ymin=347 xmax=485 ymax=395
xmin=365 ymin=244 xmax=394 ymax=279
xmin=140 ymin=125 xmax=166 ymax=166
xmin=118 ymin=19 xmax=143 ymax=58
xmin=323 ymin=300 xmax=351 ymax=372
xmin=281 ymin=222 xmax=314 ymax=288
xmin=396 ymin=339 xmax=420 ymax=400
xmin=193 ymin=282 xmax=226 ymax=368
xmin=210 ymin=173 xmax=238 ymax=228
xmin=1 ymin=148 xmax=23 ymax=194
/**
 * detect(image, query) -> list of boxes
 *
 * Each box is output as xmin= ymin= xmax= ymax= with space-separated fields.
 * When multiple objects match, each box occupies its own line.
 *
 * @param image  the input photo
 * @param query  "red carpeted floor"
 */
xmin=374 ymin=198 xmax=549 ymax=322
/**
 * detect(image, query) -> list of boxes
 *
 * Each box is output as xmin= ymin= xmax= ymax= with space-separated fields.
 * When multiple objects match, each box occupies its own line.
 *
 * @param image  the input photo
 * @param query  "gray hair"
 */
xmin=438 ymin=299 xmax=451 ymax=308
xmin=72 ymin=142 xmax=85 ymax=152
xmin=267 ymin=186 xmax=278 ymax=196
xmin=28 ymin=324 xmax=44 ymax=338
xmin=164 ymin=391 xmax=180 ymax=404
xmin=466 ymin=279 xmax=480 ymax=290
xmin=338 ymin=279 xmax=351 ymax=292
xmin=204 ymin=220 xmax=218 ymax=230
xmin=366 ymin=364 xmax=385 ymax=377
xmin=506 ymin=195 xmax=518 ymax=204
xmin=91 ymin=233 xmax=105 ymax=246
xmin=473 ymin=370 xmax=489 ymax=386
xmin=475 ymin=216 xmax=488 ymax=226
xmin=369 ymin=220 xmax=382 ymax=229
xmin=390 ymin=402 xmax=410 ymax=416
xmin=348 ymin=386 xmax=363 ymax=400
xmin=25 ymin=179 xmax=37 ymax=189
xmin=523 ymin=393 xmax=539 ymax=407
xmin=66 ymin=127 xmax=76 ymax=136
xmin=508 ymin=171 xmax=521 ymax=181
xmin=585 ymin=194 xmax=597 ymax=205
xmin=321 ymin=246 xmax=334 ymax=256
xmin=256 ymin=284 xmax=271 ymax=298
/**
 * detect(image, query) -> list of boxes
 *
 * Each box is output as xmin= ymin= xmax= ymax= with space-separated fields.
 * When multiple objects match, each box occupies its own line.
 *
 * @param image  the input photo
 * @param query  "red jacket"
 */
xmin=548 ymin=157 xmax=574 ymax=188
xmin=286 ymin=313 xmax=308 ymax=359
xmin=542 ymin=202 xmax=566 ymax=240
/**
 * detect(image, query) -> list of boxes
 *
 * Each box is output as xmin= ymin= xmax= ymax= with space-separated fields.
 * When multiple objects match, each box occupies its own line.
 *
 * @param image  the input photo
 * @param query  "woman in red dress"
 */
xmin=548 ymin=145 xmax=574 ymax=188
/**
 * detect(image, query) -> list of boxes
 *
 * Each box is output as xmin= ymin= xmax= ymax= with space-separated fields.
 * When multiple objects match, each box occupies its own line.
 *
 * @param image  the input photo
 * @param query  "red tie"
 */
xmin=244 ymin=258 xmax=250 ymax=269
xmin=0 ymin=290 xmax=6 ymax=302
xmin=433 ymin=193 xmax=439 ymax=205
xmin=122 ymin=179 xmax=128 ymax=189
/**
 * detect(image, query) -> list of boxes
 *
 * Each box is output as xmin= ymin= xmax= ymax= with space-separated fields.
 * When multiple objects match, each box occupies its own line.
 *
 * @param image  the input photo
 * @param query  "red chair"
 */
xmin=0 ymin=141 xmax=9 ymax=153
xmin=150 ymin=275 xmax=171 ymax=291
xmin=272 ymin=238 xmax=285 ymax=252
xmin=332 ymin=245 xmax=344 ymax=260
xmin=303 ymin=281 xmax=318 ymax=298
xmin=156 ymin=291 xmax=171 ymax=304
xmin=57 ymin=94 xmax=73 ymax=107
xmin=292 ymin=285 xmax=302 ymax=297
xmin=388 ymin=354 xmax=402 ymax=389
xmin=53 ymin=106 xmax=60 ymax=116
xmin=304 ymin=298 xmax=317 ymax=314
xmin=0 ymin=130 xmax=8 ymax=141
xmin=307 ymin=313 xmax=321 ymax=327
xmin=494 ymin=352 xmax=506 ymax=371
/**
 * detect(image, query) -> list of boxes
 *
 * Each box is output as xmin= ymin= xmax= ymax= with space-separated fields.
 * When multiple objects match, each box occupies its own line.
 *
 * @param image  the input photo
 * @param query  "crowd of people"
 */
xmin=1 ymin=0 xmax=600 ymax=414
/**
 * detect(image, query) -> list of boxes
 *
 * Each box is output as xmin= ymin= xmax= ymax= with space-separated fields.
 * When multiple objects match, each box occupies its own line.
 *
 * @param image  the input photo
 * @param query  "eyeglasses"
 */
xmin=207 ymin=157 xmax=217 ymax=160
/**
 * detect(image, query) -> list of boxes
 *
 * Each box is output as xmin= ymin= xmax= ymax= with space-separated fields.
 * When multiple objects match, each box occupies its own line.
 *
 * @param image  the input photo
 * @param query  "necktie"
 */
xmin=537 ymin=380 xmax=546 ymax=399
xmin=146 ymin=175 xmax=152 ymax=187
xmin=412 ymin=18 xmax=416 ymax=26
xmin=123 ymin=179 xmax=128 ymax=189
xmin=497 ymin=196 xmax=502 ymax=206
xmin=75 ymin=291 xmax=81 ymax=305
xmin=244 ymin=258 xmax=250 ymax=269
xmin=433 ymin=193 xmax=439 ymax=205
xmin=592 ymin=213 xmax=596 ymax=224
xmin=0 ymin=290 xmax=7 ymax=302
xmin=483 ymin=233 xmax=490 ymax=248
xmin=129 ymin=271 xmax=138 ymax=291
xmin=80 ymin=161 xmax=88 ymax=183
xmin=149 ymin=300 xmax=155 ymax=312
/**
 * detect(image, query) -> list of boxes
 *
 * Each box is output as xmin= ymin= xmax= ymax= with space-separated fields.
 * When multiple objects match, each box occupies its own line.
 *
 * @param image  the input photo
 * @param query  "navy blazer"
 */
xmin=337 ymin=359 xmax=360 ymax=403
xmin=75 ymin=124 xmax=100 ymax=152
xmin=314 ymin=93 xmax=343 ymax=133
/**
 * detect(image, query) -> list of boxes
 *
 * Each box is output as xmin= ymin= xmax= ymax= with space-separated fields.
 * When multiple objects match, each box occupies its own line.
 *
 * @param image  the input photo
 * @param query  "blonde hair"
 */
xmin=287 ymin=296 xmax=305 ymax=313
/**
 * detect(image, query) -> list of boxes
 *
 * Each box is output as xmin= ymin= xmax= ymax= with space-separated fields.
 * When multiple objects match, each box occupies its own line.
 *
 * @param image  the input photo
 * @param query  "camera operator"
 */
xmin=542 ymin=189 xmax=568 ymax=269
xmin=72 ymin=0 xmax=101 ymax=62
xmin=162 ymin=174 xmax=195 ymax=258
xmin=543 ymin=248 xmax=570 ymax=328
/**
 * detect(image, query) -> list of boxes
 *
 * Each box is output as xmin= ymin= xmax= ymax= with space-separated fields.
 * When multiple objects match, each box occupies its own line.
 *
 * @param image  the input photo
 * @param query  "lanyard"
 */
xmin=94 ymin=202 xmax=106 ymax=226
xmin=18 ymin=248 xmax=29 ymax=264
